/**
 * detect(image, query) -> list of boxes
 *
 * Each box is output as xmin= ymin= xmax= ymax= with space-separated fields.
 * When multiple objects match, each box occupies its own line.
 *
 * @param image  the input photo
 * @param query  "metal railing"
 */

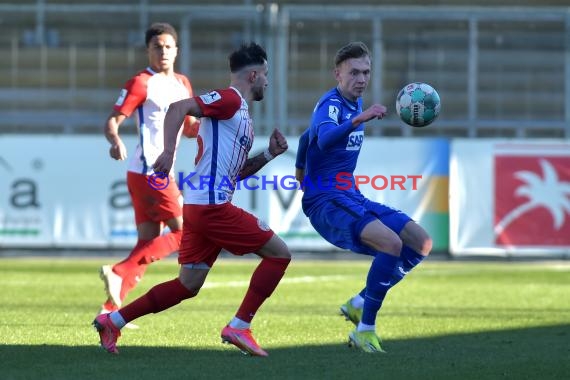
xmin=0 ymin=2 xmax=569 ymax=138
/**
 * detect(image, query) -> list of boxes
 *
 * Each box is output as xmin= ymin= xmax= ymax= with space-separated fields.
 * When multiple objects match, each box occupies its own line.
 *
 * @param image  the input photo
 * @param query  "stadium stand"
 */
xmin=0 ymin=1 xmax=569 ymax=137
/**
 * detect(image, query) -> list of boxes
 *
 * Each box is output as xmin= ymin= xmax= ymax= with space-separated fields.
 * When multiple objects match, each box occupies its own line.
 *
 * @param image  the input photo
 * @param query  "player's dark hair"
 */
xmin=145 ymin=22 xmax=178 ymax=47
xmin=229 ymin=42 xmax=267 ymax=73
xmin=334 ymin=41 xmax=370 ymax=67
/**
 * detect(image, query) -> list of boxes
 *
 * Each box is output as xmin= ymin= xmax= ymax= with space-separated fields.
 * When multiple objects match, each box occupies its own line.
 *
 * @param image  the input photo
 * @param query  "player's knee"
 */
xmin=260 ymin=235 xmax=292 ymax=260
xmin=178 ymin=272 xmax=208 ymax=297
xmin=380 ymin=235 xmax=403 ymax=256
xmin=362 ymin=235 xmax=402 ymax=255
xmin=275 ymin=247 xmax=292 ymax=260
xmin=420 ymin=236 xmax=433 ymax=256
xmin=178 ymin=280 xmax=201 ymax=298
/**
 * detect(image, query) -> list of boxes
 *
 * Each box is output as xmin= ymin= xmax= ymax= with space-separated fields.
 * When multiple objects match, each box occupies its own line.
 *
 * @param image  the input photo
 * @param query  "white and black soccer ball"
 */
xmin=396 ymin=82 xmax=441 ymax=128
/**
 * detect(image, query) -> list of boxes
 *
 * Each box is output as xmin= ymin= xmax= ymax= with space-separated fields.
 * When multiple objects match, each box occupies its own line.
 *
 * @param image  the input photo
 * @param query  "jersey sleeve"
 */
xmin=311 ymin=99 xmax=354 ymax=151
xmin=313 ymin=99 xmax=341 ymax=129
xmin=195 ymin=89 xmax=242 ymax=120
xmin=112 ymin=74 xmax=148 ymax=117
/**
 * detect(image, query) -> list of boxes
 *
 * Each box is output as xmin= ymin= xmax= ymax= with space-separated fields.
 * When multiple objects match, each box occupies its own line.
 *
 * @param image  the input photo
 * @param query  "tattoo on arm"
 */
xmin=238 ymin=152 xmax=270 ymax=178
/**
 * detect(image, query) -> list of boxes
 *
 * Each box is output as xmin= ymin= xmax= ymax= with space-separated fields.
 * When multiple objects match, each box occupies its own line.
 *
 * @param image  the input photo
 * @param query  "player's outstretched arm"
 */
xmin=269 ymin=128 xmax=288 ymax=156
xmin=154 ymin=98 xmax=202 ymax=174
xmin=314 ymin=103 xmax=385 ymax=151
xmin=164 ymin=98 xmax=202 ymax=153
xmin=353 ymin=104 xmax=387 ymax=124
xmin=238 ymin=128 xmax=288 ymax=179
xmin=104 ymin=111 xmax=128 ymax=160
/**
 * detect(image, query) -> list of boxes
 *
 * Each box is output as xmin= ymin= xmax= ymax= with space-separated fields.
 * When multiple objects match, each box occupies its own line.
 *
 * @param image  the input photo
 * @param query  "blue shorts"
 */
xmin=306 ymin=193 xmax=412 ymax=256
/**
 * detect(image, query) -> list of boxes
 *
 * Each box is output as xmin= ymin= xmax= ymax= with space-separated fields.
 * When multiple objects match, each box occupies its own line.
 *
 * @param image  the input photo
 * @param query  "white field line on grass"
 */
xmin=418 ymin=262 xmax=570 ymax=276
xmin=203 ymin=274 xmax=356 ymax=289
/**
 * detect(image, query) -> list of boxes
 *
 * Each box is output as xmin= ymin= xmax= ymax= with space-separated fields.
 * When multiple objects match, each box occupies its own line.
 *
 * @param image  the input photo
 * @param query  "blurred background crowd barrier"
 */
xmin=1 ymin=0 xmax=570 ymax=138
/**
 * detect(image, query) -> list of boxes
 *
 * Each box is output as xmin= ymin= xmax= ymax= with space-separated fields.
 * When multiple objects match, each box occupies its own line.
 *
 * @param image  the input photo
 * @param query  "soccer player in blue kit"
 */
xmin=295 ymin=42 xmax=433 ymax=353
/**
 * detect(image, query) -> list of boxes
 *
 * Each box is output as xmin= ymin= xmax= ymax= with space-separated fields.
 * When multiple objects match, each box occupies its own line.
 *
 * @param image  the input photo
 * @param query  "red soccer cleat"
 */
xmin=92 ymin=313 xmax=121 ymax=354
xmin=220 ymin=325 xmax=268 ymax=357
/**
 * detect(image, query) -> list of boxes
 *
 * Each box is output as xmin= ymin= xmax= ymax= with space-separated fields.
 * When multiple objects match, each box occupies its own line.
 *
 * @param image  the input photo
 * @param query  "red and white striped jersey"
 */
xmin=183 ymin=87 xmax=254 ymax=205
xmin=113 ymin=67 xmax=194 ymax=175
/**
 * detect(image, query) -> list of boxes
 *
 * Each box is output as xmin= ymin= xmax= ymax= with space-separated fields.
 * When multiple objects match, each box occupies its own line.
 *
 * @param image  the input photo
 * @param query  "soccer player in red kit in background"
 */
xmin=94 ymin=42 xmax=292 ymax=357
xmin=98 ymin=22 xmax=199 ymax=327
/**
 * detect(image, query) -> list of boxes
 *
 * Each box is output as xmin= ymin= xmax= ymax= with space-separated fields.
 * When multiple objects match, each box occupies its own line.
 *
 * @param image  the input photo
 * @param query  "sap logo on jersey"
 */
xmin=200 ymin=91 xmax=221 ymax=104
xmin=346 ymin=131 xmax=364 ymax=151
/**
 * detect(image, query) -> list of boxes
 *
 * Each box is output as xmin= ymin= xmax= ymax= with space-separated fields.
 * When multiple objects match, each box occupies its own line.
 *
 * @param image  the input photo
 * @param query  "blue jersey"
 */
xmin=296 ymin=87 xmax=412 ymax=254
xmin=296 ymin=87 xmax=366 ymax=212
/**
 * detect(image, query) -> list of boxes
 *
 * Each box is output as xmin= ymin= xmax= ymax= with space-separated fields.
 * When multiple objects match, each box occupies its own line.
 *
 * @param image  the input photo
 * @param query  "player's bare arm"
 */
xmin=238 ymin=128 xmax=288 ymax=179
xmin=294 ymin=128 xmax=309 ymax=191
xmin=154 ymin=98 xmax=203 ymax=174
xmin=104 ymin=111 xmax=128 ymax=160
xmin=295 ymin=168 xmax=304 ymax=183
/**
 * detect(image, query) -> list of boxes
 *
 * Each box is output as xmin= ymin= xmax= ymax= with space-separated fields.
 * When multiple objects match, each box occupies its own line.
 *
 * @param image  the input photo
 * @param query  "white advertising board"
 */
xmin=0 ymin=135 xmax=446 ymax=252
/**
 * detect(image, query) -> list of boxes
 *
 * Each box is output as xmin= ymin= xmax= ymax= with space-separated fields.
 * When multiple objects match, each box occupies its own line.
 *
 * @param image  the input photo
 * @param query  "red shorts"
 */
xmin=178 ymin=203 xmax=274 ymax=267
xmin=127 ymin=171 xmax=182 ymax=225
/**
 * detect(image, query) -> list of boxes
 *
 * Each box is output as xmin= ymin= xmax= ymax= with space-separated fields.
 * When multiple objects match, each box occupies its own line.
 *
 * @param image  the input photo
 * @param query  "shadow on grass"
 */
xmin=2 ymin=324 xmax=569 ymax=380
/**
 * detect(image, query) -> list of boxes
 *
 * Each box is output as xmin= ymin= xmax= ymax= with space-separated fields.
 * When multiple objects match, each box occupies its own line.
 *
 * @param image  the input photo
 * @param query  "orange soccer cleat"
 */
xmin=220 ymin=325 xmax=268 ymax=357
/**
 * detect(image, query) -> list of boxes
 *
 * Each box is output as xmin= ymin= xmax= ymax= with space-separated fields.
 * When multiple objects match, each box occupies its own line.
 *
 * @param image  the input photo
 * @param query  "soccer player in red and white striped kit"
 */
xmin=98 ymin=22 xmax=200 ymax=326
xmin=94 ymin=42 xmax=291 ymax=357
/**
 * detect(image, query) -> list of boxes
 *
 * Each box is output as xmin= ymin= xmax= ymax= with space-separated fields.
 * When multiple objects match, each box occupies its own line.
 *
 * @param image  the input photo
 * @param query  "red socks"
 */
xmin=118 ymin=256 xmax=290 ymax=324
xmin=120 ymin=278 xmax=195 ymax=323
xmin=112 ymin=230 xmax=183 ymax=301
xmin=114 ymin=230 xmax=183 ymax=275
xmin=236 ymin=257 xmax=291 ymax=323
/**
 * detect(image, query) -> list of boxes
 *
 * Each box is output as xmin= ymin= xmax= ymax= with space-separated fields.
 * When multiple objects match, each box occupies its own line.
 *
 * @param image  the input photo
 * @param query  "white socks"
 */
xmin=228 ymin=317 xmax=250 ymax=330
xmin=109 ymin=311 xmax=126 ymax=329
xmin=357 ymin=322 xmax=376 ymax=332
xmin=352 ymin=295 xmax=375 ymax=332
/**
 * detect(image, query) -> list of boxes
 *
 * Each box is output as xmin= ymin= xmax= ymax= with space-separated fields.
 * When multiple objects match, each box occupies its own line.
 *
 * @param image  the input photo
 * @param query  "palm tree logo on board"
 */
xmin=494 ymin=158 xmax=570 ymax=246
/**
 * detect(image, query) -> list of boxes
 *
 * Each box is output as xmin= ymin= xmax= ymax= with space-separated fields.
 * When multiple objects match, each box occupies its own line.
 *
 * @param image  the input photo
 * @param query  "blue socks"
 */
xmin=357 ymin=246 xmax=426 ymax=327
xmin=390 ymin=245 xmax=426 ymax=287
xmin=357 ymin=245 xmax=426 ymax=299
xmin=361 ymin=253 xmax=398 ymax=326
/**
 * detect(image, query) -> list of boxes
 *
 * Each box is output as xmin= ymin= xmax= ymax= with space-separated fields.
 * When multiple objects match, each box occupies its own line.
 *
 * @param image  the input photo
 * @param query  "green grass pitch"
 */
xmin=1 ymin=257 xmax=568 ymax=379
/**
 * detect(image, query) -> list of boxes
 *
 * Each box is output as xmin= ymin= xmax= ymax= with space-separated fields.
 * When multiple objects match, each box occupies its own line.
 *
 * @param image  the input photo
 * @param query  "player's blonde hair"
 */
xmin=334 ymin=41 xmax=370 ymax=67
